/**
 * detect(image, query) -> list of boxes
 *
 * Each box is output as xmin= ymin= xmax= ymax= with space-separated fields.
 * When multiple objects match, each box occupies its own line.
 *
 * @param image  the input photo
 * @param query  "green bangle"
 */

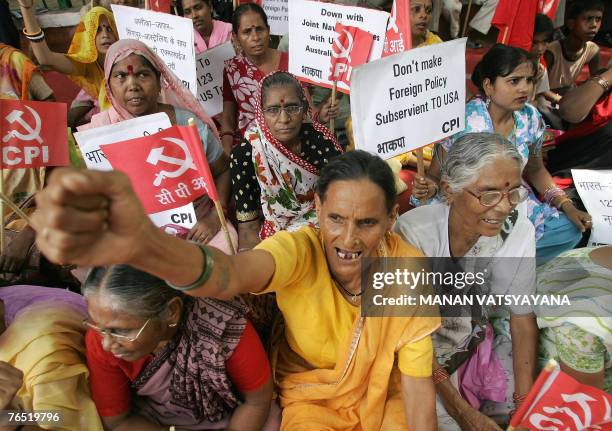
xmin=168 ymin=243 xmax=214 ymax=291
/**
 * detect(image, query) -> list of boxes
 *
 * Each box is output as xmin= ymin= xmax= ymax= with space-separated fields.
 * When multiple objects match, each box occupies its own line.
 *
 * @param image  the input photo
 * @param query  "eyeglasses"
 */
xmin=82 ymin=318 xmax=151 ymax=343
xmin=465 ymin=186 xmax=529 ymax=207
xmin=262 ymin=104 xmax=303 ymax=118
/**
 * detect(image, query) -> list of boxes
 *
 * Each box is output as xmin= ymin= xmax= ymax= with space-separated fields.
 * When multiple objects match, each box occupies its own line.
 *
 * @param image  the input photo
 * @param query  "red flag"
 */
xmin=328 ymin=22 xmax=374 ymax=92
xmin=382 ymin=0 xmax=412 ymax=58
xmin=491 ymin=0 xmax=538 ymax=52
xmin=237 ymin=0 xmax=262 ymax=5
xmin=150 ymin=0 xmax=170 ymax=13
xmin=0 ymin=99 xmax=69 ymax=169
xmin=100 ymin=125 xmax=218 ymax=214
xmin=538 ymin=0 xmax=560 ymax=21
xmin=510 ymin=364 xmax=612 ymax=431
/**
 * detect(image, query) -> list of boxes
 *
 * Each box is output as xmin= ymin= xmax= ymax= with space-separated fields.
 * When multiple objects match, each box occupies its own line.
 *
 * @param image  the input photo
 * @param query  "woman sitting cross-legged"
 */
xmin=82 ymin=265 xmax=274 ymax=431
xmin=230 ymin=71 xmax=342 ymax=251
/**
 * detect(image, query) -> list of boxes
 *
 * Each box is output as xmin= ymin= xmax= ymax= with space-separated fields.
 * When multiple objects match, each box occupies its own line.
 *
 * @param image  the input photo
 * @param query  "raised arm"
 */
xmin=18 ymin=0 xmax=79 ymax=75
xmin=33 ymin=169 xmax=275 ymax=299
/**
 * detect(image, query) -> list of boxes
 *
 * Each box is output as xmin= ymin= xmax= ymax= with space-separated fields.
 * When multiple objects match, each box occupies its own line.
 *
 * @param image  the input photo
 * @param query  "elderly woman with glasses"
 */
xmin=396 ymin=133 xmax=540 ymax=431
xmin=82 ymin=265 xmax=274 ymax=431
xmin=230 ymin=71 xmax=342 ymax=251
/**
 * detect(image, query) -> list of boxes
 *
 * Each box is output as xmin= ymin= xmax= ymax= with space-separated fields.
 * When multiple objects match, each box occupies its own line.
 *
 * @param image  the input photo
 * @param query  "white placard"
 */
xmin=111 ymin=5 xmax=197 ymax=95
xmin=263 ymin=0 xmax=289 ymax=36
xmin=74 ymin=113 xmax=196 ymax=229
xmin=571 ymin=169 xmax=612 ymax=246
xmin=195 ymin=42 xmax=235 ymax=117
xmin=288 ymin=0 xmax=389 ymax=91
xmin=351 ymin=38 xmax=467 ymax=160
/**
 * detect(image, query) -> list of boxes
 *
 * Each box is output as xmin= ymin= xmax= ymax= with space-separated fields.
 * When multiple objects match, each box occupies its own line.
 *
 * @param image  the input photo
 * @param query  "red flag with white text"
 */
xmin=510 ymin=366 xmax=612 ymax=431
xmin=382 ymin=0 xmax=412 ymax=58
xmin=328 ymin=22 xmax=374 ymax=93
xmin=491 ymin=0 xmax=538 ymax=52
xmin=538 ymin=0 xmax=560 ymax=21
xmin=100 ymin=125 xmax=218 ymax=214
xmin=0 ymin=99 xmax=69 ymax=169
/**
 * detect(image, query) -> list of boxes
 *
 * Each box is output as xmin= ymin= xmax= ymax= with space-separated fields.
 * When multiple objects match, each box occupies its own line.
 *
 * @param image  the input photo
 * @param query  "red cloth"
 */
xmin=556 ymin=92 xmax=611 ymax=144
xmin=538 ymin=0 xmax=560 ymax=20
xmin=86 ymin=320 xmax=270 ymax=417
xmin=492 ymin=0 xmax=537 ymax=52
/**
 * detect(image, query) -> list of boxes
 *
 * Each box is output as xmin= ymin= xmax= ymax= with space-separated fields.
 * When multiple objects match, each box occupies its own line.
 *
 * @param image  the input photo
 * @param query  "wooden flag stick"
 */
xmin=501 ymin=26 xmax=510 ymax=44
xmin=0 ymin=192 xmax=36 ymax=229
xmin=0 ymin=169 xmax=4 ymax=252
xmin=233 ymin=0 xmax=237 ymax=10
xmin=187 ymin=118 xmax=236 ymax=255
xmin=415 ymin=147 xmax=427 ymax=205
xmin=329 ymin=80 xmax=338 ymax=133
xmin=461 ymin=0 xmax=473 ymax=38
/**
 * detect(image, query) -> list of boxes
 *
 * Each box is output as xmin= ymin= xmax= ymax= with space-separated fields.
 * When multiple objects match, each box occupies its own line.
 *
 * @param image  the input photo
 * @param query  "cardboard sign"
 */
xmin=195 ymin=42 xmax=235 ymax=116
xmin=74 ymin=113 xmax=196 ymax=229
xmin=351 ymin=38 xmax=467 ymax=160
xmin=0 ymin=100 xmax=69 ymax=169
xmin=111 ymin=5 xmax=197 ymax=95
xmin=572 ymin=169 xmax=612 ymax=246
xmin=263 ymin=0 xmax=289 ymax=36
xmin=288 ymin=0 xmax=388 ymax=92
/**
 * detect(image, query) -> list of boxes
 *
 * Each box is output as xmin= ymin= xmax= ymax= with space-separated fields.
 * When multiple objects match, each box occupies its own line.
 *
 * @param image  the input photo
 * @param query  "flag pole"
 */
xmin=415 ymin=147 xmax=427 ymax=205
xmin=0 ymin=167 xmax=4 ymax=252
xmin=187 ymin=118 xmax=237 ymax=255
xmin=329 ymin=80 xmax=337 ymax=133
xmin=461 ymin=0 xmax=473 ymax=38
xmin=506 ymin=359 xmax=558 ymax=431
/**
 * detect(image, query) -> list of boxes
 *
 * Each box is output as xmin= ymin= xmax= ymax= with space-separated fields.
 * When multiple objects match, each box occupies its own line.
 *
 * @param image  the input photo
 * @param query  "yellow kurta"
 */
xmin=0 ymin=303 xmax=103 ymax=431
xmin=255 ymin=227 xmax=440 ymax=430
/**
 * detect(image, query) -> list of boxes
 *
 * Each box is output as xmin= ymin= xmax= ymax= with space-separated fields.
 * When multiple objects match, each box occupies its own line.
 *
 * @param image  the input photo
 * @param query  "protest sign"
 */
xmin=328 ymin=23 xmax=374 ymax=90
xmin=100 ymin=125 xmax=214 ymax=214
xmin=0 ymin=100 xmax=69 ymax=169
xmin=350 ymin=38 xmax=467 ymax=160
xmin=74 ymin=113 xmax=196 ymax=229
xmin=288 ymin=0 xmax=388 ymax=92
xmin=263 ymin=0 xmax=289 ymax=35
xmin=572 ymin=169 xmax=612 ymax=246
xmin=382 ymin=0 xmax=412 ymax=58
xmin=111 ymin=5 xmax=197 ymax=95
xmin=195 ymin=42 xmax=235 ymax=116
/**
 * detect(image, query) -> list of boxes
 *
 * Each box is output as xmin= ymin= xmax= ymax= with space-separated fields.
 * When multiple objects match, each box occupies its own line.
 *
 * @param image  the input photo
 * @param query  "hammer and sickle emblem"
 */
xmin=3 ymin=105 xmax=43 ymax=144
xmin=388 ymin=2 xmax=399 ymax=33
xmin=146 ymin=137 xmax=197 ymax=186
xmin=332 ymin=28 xmax=354 ymax=63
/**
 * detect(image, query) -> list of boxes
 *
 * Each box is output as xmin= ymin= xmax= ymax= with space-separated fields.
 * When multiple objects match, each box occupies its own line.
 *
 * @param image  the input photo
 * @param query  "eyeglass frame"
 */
xmin=464 ymin=185 xmax=528 ymax=207
xmin=83 ymin=317 xmax=151 ymax=343
xmin=262 ymin=103 xmax=304 ymax=118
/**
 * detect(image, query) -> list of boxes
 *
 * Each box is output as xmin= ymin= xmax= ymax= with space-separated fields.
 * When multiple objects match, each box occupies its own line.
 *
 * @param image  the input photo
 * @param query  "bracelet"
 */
xmin=513 ymin=392 xmax=527 ymax=407
xmin=220 ymin=131 xmax=234 ymax=138
xmin=556 ymin=197 xmax=573 ymax=210
xmin=432 ymin=366 xmax=450 ymax=384
xmin=167 ymin=243 xmax=214 ymax=291
xmin=591 ymin=75 xmax=610 ymax=93
xmin=543 ymin=185 xmax=565 ymax=206
xmin=22 ymin=28 xmax=45 ymax=42
xmin=22 ymin=28 xmax=43 ymax=37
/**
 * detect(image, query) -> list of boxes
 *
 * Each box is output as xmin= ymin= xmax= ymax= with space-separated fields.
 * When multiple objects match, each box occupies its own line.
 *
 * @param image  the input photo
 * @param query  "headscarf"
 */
xmin=0 ymin=43 xmax=37 ymax=100
xmin=247 ymin=71 xmax=341 ymax=238
xmin=66 ymin=6 xmax=116 ymax=108
xmin=90 ymin=39 xmax=217 ymax=135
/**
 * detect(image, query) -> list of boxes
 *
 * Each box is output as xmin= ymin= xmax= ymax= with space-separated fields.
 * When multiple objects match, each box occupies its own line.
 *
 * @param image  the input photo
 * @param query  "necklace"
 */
xmin=334 ymin=278 xmax=362 ymax=303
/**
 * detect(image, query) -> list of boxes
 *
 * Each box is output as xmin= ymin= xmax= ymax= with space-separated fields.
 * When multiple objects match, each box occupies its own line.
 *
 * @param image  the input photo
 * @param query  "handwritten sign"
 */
xmin=572 ymin=169 xmax=612 ymax=246
xmin=111 ymin=5 xmax=197 ymax=95
xmin=350 ymin=38 xmax=467 ymax=159
xmin=73 ymin=113 xmax=196 ymax=229
xmin=288 ymin=0 xmax=388 ymax=92
xmin=263 ymin=0 xmax=289 ymax=35
xmin=195 ymin=42 xmax=235 ymax=117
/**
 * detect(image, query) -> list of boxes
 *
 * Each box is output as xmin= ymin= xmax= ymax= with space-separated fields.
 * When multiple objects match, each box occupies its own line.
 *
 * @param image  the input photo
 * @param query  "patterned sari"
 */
xmin=245 ymin=71 xmax=341 ymax=239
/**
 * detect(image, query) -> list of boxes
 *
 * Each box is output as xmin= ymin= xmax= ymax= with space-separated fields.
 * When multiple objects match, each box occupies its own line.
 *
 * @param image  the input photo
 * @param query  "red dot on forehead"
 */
xmin=127 ymin=65 xmax=134 ymax=75
xmin=505 ymin=182 xmax=510 ymax=187
xmin=280 ymin=98 xmax=285 ymax=104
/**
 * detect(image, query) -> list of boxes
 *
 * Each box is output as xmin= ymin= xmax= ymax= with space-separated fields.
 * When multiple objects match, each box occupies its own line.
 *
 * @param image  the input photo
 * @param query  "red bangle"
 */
xmin=433 ymin=367 xmax=450 ymax=384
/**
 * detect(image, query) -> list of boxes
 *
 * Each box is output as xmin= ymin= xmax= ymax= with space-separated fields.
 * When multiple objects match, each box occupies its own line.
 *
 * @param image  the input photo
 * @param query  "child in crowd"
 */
xmin=531 ymin=14 xmax=562 ymax=105
xmin=544 ymin=0 xmax=603 ymax=92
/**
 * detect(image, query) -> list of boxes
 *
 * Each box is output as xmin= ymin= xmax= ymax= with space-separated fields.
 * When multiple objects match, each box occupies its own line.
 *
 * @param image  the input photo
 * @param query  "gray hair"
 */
xmin=442 ymin=132 xmax=522 ymax=194
xmin=83 ymin=265 xmax=183 ymax=318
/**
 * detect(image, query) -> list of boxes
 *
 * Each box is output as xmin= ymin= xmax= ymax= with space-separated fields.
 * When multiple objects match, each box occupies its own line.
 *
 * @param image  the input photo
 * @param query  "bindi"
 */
xmin=280 ymin=98 xmax=285 ymax=104
xmin=127 ymin=65 xmax=134 ymax=75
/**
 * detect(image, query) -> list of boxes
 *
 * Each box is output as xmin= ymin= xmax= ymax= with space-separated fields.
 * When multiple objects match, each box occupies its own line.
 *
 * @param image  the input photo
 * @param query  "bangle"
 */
xmin=22 ymin=28 xmax=45 ymax=42
xmin=167 ymin=243 xmax=214 ymax=291
xmin=220 ymin=131 xmax=234 ymax=138
xmin=432 ymin=366 xmax=450 ymax=384
xmin=591 ymin=75 xmax=610 ymax=92
xmin=513 ymin=392 xmax=527 ymax=407
xmin=556 ymin=197 xmax=573 ymax=210
xmin=543 ymin=185 xmax=565 ymax=206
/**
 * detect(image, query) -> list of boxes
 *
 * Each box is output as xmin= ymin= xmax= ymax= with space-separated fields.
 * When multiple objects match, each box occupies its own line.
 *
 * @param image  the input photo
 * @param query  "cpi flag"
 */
xmin=100 ymin=125 xmax=218 ymax=214
xmin=538 ymin=0 xmax=560 ymax=20
xmin=382 ymin=0 xmax=412 ymax=58
xmin=491 ymin=0 xmax=537 ymax=52
xmin=0 ymin=99 xmax=69 ymax=169
xmin=328 ymin=23 xmax=374 ymax=91
xmin=510 ymin=362 xmax=612 ymax=430
xmin=150 ymin=0 xmax=170 ymax=13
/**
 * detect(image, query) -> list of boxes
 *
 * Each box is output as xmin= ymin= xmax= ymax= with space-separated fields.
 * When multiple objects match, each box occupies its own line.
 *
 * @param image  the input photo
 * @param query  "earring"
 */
xmin=168 ymin=323 xmax=178 ymax=328
xmin=485 ymin=96 xmax=491 ymax=108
